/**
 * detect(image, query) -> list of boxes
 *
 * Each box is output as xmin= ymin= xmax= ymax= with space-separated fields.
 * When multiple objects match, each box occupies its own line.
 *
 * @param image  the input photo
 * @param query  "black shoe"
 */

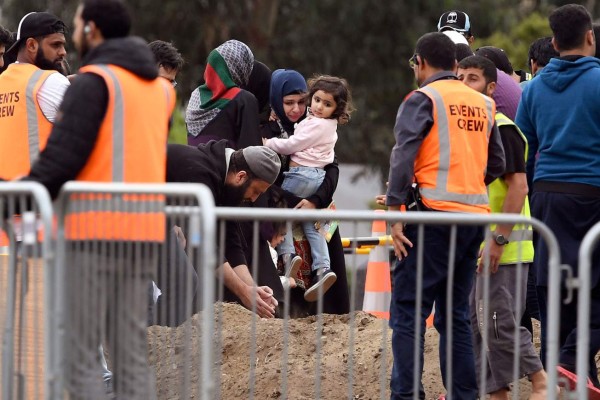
xmin=304 ymin=267 xmax=337 ymax=302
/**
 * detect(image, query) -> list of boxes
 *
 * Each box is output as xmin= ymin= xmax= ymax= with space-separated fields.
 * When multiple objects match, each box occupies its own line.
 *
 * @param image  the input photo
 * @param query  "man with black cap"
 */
xmin=437 ymin=10 xmax=474 ymax=45
xmin=166 ymin=140 xmax=282 ymax=319
xmin=0 ymin=12 xmax=69 ymax=180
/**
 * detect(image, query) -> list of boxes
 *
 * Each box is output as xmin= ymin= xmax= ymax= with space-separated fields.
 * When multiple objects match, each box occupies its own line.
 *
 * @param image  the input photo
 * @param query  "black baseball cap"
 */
xmin=437 ymin=10 xmax=472 ymax=35
xmin=475 ymin=46 xmax=514 ymax=75
xmin=6 ymin=12 xmax=66 ymax=55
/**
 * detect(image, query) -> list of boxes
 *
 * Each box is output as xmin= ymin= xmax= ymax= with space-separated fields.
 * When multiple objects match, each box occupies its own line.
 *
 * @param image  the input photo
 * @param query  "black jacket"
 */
xmin=166 ymin=140 xmax=248 ymax=268
xmin=24 ymin=37 xmax=160 ymax=199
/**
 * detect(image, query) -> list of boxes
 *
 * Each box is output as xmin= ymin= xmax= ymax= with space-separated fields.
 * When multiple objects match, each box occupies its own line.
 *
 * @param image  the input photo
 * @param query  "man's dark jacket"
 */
xmin=166 ymin=140 xmax=247 ymax=268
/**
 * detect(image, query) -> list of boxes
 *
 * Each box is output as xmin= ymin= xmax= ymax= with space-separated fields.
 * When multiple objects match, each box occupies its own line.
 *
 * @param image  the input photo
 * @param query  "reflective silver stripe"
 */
xmin=420 ymin=187 xmax=489 ymax=204
xmin=69 ymin=198 xmax=164 ymax=213
xmin=0 ymin=246 xmax=9 ymax=255
xmin=362 ymin=291 xmax=391 ymax=313
xmin=418 ymin=85 xmax=489 ymax=206
xmin=487 ymin=228 xmax=533 ymax=242
xmin=508 ymin=229 xmax=533 ymax=242
xmin=420 ymin=86 xmax=451 ymax=193
xmin=482 ymin=94 xmax=494 ymax=138
xmin=94 ymin=65 xmax=125 ymax=182
xmin=25 ymin=69 xmax=46 ymax=167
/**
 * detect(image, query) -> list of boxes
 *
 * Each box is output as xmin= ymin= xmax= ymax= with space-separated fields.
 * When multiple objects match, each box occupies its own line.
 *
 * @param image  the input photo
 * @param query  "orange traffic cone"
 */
xmin=362 ymin=210 xmax=392 ymax=319
xmin=426 ymin=306 xmax=434 ymax=328
xmin=0 ymin=228 xmax=9 ymax=255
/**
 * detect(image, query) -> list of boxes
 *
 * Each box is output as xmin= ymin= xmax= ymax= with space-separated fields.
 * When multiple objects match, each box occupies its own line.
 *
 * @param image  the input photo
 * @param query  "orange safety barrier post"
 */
xmin=362 ymin=210 xmax=392 ymax=319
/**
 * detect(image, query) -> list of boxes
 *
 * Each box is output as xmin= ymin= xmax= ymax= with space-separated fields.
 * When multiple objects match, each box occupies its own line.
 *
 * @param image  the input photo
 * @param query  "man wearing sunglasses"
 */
xmin=386 ymin=32 xmax=505 ymax=400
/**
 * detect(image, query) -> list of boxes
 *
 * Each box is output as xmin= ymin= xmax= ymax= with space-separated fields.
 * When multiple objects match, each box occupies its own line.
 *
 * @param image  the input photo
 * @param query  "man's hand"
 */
xmin=375 ymin=182 xmax=389 ymax=206
xmin=239 ymin=285 xmax=278 ymax=318
xmin=390 ymin=222 xmax=413 ymax=260
xmin=295 ymin=199 xmax=316 ymax=209
xmin=477 ymin=241 xmax=504 ymax=274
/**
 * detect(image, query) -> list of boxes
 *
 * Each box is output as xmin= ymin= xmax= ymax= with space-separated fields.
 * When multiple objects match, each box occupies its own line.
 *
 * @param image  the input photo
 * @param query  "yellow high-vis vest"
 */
xmin=486 ymin=112 xmax=534 ymax=264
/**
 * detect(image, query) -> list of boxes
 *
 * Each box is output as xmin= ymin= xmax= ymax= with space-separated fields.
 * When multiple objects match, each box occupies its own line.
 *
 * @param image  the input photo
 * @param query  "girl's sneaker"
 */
xmin=282 ymin=253 xmax=303 ymax=279
xmin=304 ymin=267 xmax=336 ymax=302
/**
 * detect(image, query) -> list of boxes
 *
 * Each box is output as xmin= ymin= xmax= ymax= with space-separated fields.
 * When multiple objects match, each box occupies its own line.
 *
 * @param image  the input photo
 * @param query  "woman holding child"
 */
xmin=261 ymin=69 xmax=350 ymax=315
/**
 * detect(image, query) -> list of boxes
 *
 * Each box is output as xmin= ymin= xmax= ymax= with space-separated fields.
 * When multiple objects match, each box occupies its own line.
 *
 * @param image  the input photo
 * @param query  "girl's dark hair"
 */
xmin=307 ymin=75 xmax=355 ymax=124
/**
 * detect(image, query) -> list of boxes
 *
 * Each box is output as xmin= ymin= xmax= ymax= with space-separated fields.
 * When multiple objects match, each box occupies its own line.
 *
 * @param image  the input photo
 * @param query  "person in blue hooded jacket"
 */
xmin=515 ymin=3 xmax=600 ymax=391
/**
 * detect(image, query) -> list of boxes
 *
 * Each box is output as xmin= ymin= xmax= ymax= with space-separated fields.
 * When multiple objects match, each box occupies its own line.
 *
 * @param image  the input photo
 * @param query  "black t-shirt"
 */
xmin=498 ymin=123 xmax=526 ymax=174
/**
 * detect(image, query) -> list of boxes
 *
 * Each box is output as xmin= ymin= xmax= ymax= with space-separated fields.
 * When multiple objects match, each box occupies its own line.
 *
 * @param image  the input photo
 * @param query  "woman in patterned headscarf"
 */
xmin=186 ymin=39 xmax=261 ymax=149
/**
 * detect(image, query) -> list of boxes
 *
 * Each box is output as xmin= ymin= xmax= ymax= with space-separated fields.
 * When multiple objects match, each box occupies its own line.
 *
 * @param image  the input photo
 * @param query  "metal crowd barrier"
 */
xmin=1 ymin=181 xmax=568 ymax=400
xmin=0 ymin=182 xmax=54 ymax=400
xmin=576 ymin=221 xmax=600 ymax=399
xmin=53 ymin=182 xmax=216 ymax=400
xmin=178 ymin=208 xmax=561 ymax=400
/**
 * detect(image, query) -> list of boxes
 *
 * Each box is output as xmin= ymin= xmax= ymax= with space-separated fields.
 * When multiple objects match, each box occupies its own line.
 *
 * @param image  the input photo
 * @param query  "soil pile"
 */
xmin=148 ymin=302 xmax=541 ymax=399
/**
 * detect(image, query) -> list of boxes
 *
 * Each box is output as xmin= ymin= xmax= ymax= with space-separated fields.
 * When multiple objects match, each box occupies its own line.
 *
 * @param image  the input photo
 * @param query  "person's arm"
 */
xmin=264 ymin=118 xmax=323 ymax=155
xmin=386 ymin=91 xmax=433 ymax=259
xmin=479 ymin=124 xmax=527 ymax=273
xmin=37 ymin=72 xmax=70 ymax=122
xmin=223 ymin=220 xmax=249 ymax=269
xmin=23 ymin=73 xmax=108 ymax=199
xmin=219 ymin=262 xmax=277 ymax=318
xmin=484 ymin=122 xmax=506 ymax=185
xmin=515 ymin=94 xmax=538 ymax=192
xmin=386 ymin=91 xmax=432 ymax=206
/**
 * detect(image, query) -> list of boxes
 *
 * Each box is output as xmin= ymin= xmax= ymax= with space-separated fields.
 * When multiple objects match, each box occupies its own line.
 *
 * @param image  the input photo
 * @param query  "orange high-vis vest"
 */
xmin=65 ymin=64 xmax=176 ymax=242
xmin=0 ymin=63 xmax=56 ymax=179
xmin=415 ymin=80 xmax=495 ymax=214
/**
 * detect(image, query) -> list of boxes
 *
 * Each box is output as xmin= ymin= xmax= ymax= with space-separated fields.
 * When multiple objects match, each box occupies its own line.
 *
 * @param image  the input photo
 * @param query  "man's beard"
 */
xmin=35 ymin=47 xmax=63 ymax=73
xmin=222 ymin=179 xmax=252 ymax=206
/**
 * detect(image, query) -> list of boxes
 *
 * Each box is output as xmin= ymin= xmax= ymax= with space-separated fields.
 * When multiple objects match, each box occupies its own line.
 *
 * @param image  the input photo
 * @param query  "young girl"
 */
xmin=263 ymin=75 xmax=353 ymax=302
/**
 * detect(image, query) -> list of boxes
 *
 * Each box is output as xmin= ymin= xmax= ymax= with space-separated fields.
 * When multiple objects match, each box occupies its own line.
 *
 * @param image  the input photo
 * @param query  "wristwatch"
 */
xmin=493 ymin=233 xmax=509 ymax=246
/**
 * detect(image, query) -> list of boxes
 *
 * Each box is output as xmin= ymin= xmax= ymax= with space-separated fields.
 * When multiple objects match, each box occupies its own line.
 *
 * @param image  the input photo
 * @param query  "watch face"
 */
xmin=495 ymin=234 xmax=507 ymax=245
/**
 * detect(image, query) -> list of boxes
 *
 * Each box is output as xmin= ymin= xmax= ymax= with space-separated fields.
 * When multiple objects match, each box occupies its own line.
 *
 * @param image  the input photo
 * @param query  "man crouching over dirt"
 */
xmin=164 ymin=139 xmax=281 ymax=318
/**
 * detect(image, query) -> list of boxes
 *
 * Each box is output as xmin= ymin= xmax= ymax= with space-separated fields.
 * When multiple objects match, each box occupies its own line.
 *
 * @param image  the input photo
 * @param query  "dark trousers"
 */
xmin=531 ymin=190 xmax=600 ymax=386
xmin=66 ymin=242 xmax=157 ymax=400
xmin=390 ymin=223 xmax=482 ymax=400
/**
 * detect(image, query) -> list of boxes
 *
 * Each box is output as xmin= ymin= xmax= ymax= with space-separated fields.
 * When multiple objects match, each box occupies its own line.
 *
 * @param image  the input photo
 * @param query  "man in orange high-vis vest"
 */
xmin=0 ymin=12 xmax=68 ymax=257
xmin=385 ymin=32 xmax=505 ymax=400
xmin=0 ymin=12 xmax=69 ymax=180
xmin=19 ymin=1 xmax=175 ymax=398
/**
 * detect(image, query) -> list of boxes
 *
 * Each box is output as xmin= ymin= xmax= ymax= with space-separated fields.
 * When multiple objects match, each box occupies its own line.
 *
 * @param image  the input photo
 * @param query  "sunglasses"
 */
xmin=409 ymin=53 xmax=419 ymax=69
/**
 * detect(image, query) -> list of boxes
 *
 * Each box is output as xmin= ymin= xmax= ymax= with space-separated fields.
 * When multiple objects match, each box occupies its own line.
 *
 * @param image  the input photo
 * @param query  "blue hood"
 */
xmin=540 ymin=56 xmax=600 ymax=92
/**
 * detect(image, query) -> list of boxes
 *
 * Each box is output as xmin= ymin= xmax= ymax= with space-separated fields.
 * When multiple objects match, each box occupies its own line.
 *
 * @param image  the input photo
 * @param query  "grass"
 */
xmin=168 ymin=107 xmax=187 ymax=144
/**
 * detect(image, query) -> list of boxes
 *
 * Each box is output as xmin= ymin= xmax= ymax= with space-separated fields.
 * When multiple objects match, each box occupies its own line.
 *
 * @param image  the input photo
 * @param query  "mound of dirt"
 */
xmin=148 ymin=302 xmax=540 ymax=399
